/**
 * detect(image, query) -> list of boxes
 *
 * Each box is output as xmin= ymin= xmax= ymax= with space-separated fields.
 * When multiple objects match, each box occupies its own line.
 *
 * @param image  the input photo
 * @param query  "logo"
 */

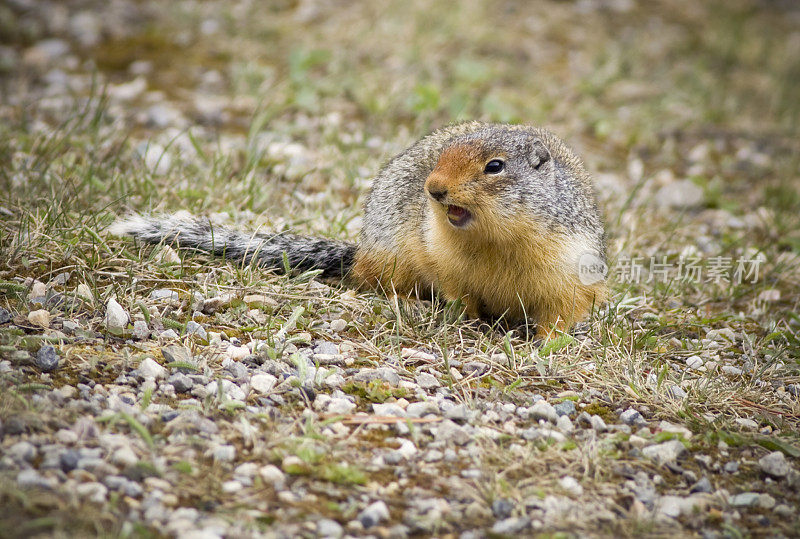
xmin=578 ymin=251 xmax=608 ymax=285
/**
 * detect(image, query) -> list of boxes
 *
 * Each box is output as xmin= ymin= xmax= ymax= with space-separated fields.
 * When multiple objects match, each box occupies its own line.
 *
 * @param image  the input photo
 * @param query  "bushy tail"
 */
xmin=110 ymin=213 xmax=356 ymax=278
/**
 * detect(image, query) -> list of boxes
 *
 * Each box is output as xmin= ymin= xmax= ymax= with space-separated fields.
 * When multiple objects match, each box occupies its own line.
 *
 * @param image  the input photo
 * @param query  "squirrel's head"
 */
xmin=425 ymin=129 xmax=554 ymax=237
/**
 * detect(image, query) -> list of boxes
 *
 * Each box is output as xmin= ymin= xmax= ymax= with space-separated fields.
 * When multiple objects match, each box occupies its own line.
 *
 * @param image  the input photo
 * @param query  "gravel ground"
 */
xmin=1 ymin=1 xmax=799 ymax=537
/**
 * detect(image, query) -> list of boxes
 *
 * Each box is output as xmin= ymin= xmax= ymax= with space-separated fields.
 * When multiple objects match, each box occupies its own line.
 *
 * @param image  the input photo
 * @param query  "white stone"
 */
xmin=29 ymin=281 xmax=46 ymax=299
xmin=330 ymin=319 xmax=347 ymax=332
xmin=559 ymin=476 xmax=583 ymax=496
xmin=211 ymin=445 xmax=236 ymax=463
xmin=112 ymin=446 xmax=138 ymax=467
xmin=251 ymin=373 xmax=278 ymax=394
xmin=529 ymin=401 xmax=558 ymax=424
xmin=401 ymin=348 xmax=435 ymax=362
xmin=105 ymin=298 xmax=129 ymax=330
xmin=225 ymin=345 xmax=250 ymax=360
xmin=133 ymin=320 xmax=150 ymax=340
xmin=205 ymin=380 xmax=246 ymax=401
xmin=358 ymin=500 xmax=390 ymax=528
xmin=139 ymin=357 xmax=167 ymax=380
xmin=221 ymin=480 xmax=243 ymax=493
xmin=259 ymin=464 xmax=286 ymax=488
xmin=28 ymin=309 xmax=51 ymax=328
xmin=643 ymin=440 xmax=686 ymax=464
xmin=556 ymin=415 xmax=574 ymax=434
xmin=655 ymin=180 xmax=704 ymax=209
xmin=76 ymin=482 xmax=108 ymax=504
xmin=686 ymin=355 xmax=704 ymax=369
xmin=76 ymin=283 xmax=93 ymax=302
xmin=734 ymin=417 xmax=758 ymax=430
xmin=327 ymin=398 xmax=356 ymax=415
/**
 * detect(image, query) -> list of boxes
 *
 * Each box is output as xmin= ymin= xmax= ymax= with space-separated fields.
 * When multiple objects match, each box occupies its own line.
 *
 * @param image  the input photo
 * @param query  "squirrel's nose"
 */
xmin=427 ymin=187 xmax=447 ymax=202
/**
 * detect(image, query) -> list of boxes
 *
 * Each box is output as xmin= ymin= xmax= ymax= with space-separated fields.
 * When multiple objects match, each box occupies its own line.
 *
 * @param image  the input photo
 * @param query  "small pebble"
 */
xmin=35 ymin=345 xmax=59 ymax=371
xmin=28 ymin=309 xmax=51 ymax=328
xmin=185 ymin=320 xmax=207 ymax=340
xmin=416 ymin=372 xmax=440 ymax=389
xmin=105 ymin=298 xmax=129 ymax=330
xmin=759 ymin=451 xmax=789 ymax=478
xmin=357 ymin=501 xmax=389 ymax=528
xmin=330 ymin=319 xmax=347 ymax=332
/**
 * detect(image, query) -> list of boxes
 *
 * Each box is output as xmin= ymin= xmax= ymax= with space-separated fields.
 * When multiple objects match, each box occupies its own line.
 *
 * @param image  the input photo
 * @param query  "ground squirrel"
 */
xmin=112 ymin=122 xmax=607 ymax=339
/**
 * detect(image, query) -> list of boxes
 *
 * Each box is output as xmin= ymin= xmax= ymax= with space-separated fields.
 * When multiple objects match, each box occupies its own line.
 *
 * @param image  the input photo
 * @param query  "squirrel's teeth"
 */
xmin=446 ymin=205 xmax=472 ymax=227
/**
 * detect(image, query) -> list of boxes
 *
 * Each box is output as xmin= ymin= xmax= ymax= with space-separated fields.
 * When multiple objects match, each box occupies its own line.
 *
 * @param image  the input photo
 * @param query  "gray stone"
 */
xmin=159 ymin=329 xmax=179 ymax=340
xmin=205 ymin=379 xmax=245 ymax=401
xmin=358 ymin=501 xmax=389 ymax=528
xmin=444 ymin=403 xmax=469 ymax=422
xmin=259 ymin=464 xmax=285 ymax=488
xmin=150 ymin=289 xmax=180 ymax=301
xmin=406 ymin=400 xmax=440 ymax=418
xmin=17 ymin=469 xmax=55 ymax=489
xmin=372 ymin=402 xmax=406 ymax=417
xmin=556 ymin=415 xmax=574 ymax=434
xmin=642 ymin=440 xmax=686 ymax=464
xmin=59 ymin=450 xmax=79 ymax=472
xmin=0 ymin=307 xmax=10 ymax=324
xmin=223 ymin=360 xmax=249 ymax=381
xmin=491 ymin=498 xmax=514 ymax=518
xmin=8 ymin=441 xmax=36 ymax=462
xmin=161 ymin=345 xmax=193 ymax=364
xmin=730 ymin=492 xmax=760 ymax=507
xmin=435 ymin=419 xmax=472 ymax=445
xmin=735 ymin=417 xmax=758 ymax=430
xmin=352 ymin=367 xmax=400 ymax=386
xmin=76 ymin=482 xmax=108 ymax=504
xmin=620 ymin=408 xmax=645 ymax=426
xmin=35 ymin=345 xmax=59 ymax=371
xmin=590 ymin=414 xmax=607 ymax=432
xmin=185 ymin=321 xmax=207 ymax=340
xmin=462 ymin=361 xmax=489 ymax=374
xmin=168 ymin=373 xmax=194 ymax=393
xmin=724 ymin=461 xmax=740 ymax=473
xmin=667 ymin=385 xmax=687 ymax=399
xmin=559 ymin=476 xmax=583 ymax=496
xmin=133 ymin=320 xmax=150 ymax=340
xmin=553 ymin=400 xmax=575 ymax=416
xmin=690 ymin=477 xmax=712 ymax=494
xmin=759 ymin=451 xmax=789 ymax=478
xmin=416 ymin=372 xmax=440 ymax=389
xmin=314 ymin=341 xmax=338 ymax=355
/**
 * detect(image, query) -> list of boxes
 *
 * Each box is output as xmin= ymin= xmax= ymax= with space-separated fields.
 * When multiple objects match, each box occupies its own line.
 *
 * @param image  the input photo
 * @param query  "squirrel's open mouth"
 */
xmin=446 ymin=205 xmax=473 ymax=227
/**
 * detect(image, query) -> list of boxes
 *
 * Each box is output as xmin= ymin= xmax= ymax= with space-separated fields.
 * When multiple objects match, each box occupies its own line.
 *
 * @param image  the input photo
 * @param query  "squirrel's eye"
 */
xmin=484 ymin=159 xmax=504 ymax=174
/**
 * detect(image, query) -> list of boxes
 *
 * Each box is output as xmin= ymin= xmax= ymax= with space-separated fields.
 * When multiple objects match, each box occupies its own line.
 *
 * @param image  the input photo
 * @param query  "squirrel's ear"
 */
xmin=528 ymin=139 xmax=551 ymax=170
